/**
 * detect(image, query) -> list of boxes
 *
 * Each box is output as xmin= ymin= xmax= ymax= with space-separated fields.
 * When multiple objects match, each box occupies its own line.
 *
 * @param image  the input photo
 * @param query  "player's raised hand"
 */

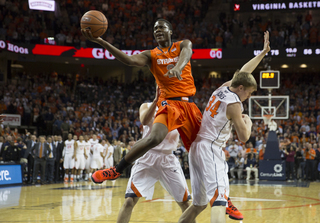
xmin=81 ymin=29 xmax=102 ymax=43
xmin=263 ymin=31 xmax=270 ymax=53
xmin=164 ymin=67 xmax=183 ymax=81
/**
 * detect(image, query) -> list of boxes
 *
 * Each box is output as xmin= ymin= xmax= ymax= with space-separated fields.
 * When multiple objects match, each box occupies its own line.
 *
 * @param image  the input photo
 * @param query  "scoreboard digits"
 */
xmin=260 ymin=70 xmax=280 ymax=89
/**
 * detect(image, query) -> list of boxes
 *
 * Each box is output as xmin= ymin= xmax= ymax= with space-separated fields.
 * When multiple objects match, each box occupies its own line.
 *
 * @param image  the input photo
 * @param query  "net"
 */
xmin=262 ymin=114 xmax=273 ymax=126
xmin=263 ymin=114 xmax=277 ymax=131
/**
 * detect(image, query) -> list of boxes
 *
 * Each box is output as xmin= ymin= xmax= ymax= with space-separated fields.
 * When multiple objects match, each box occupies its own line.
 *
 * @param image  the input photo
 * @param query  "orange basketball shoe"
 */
xmin=226 ymin=197 xmax=243 ymax=220
xmin=91 ymin=167 xmax=121 ymax=184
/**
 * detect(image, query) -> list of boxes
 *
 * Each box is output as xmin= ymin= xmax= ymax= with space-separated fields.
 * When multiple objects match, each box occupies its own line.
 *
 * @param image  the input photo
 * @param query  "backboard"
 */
xmin=248 ymin=95 xmax=289 ymax=120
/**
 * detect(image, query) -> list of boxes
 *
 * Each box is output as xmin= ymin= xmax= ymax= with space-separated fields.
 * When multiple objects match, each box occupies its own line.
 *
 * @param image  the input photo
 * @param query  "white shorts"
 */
xmin=189 ymin=138 xmax=229 ymax=207
xmin=63 ymin=154 xmax=75 ymax=169
xmin=104 ymin=157 xmax=114 ymax=169
xmin=85 ymin=155 xmax=91 ymax=170
xmin=75 ymin=154 xmax=85 ymax=169
xmin=125 ymin=150 xmax=190 ymax=202
xmin=91 ymin=156 xmax=103 ymax=169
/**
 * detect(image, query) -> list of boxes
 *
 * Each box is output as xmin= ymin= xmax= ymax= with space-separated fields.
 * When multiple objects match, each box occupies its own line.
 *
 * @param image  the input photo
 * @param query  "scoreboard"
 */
xmin=254 ymin=47 xmax=320 ymax=58
xmin=260 ymin=71 xmax=280 ymax=89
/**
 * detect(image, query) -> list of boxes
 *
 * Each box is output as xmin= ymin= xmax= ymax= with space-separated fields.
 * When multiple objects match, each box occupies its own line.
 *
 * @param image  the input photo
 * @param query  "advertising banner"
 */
xmin=234 ymin=1 xmax=320 ymax=12
xmin=1 ymin=114 xmax=21 ymax=126
xmin=31 ymin=44 xmax=223 ymax=60
xmin=0 ymin=165 xmax=23 ymax=186
xmin=1 ymin=39 xmax=319 ymax=60
xmin=259 ymin=160 xmax=286 ymax=180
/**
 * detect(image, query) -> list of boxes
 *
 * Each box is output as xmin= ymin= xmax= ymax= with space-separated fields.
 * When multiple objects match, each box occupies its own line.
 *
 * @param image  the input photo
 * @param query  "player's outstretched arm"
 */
xmin=164 ymin=40 xmax=193 ymax=80
xmin=227 ymin=103 xmax=252 ymax=142
xmin=81 ymin=29 xmax=150 ymax=67
xmin=221 ymin=31 xmax=270 ymax=88
xmin=240 ymin=31 xmax=270 ymax=74
xmin=139 ymin=86 xmax=160 ymax=125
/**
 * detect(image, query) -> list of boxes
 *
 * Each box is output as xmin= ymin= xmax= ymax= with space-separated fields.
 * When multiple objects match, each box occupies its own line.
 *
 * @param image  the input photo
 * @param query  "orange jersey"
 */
xmin=150 ymin=41 xmax=196 ymax=99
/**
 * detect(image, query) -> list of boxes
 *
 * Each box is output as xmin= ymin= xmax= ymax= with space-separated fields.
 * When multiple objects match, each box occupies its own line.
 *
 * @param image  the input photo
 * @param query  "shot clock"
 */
xmin=260 ymin=70 xmax=280 ymax=89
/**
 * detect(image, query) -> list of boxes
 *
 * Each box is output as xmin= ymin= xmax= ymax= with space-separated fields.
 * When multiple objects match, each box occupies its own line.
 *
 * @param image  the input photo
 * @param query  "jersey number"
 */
xmin=205 ymin=96 xmax=221 ymax=118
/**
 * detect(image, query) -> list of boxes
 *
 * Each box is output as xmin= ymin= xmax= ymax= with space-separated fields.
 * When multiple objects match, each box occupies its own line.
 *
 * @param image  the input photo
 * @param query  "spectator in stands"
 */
xmin=316 ymin=144 xmax=320 ymax=182
xmin=53 ymin=116 xmax=63 ymax=135
xmin=61 ymin=118 xmax=70 ymax=140
xmin=305 ymin=142 xmax=316 ymax=181
xmin=245 ymin=142 xmax=257 ymax=155
xmin=6 ymin=101 xmax=17 ymax=114
xmin=245 ymin=153 xmax=259 ymax=181
xmin=285 ymin=144 xmax=296 ymax=181
xmin=17 ymin=137 xmax=27 ymax=161
xmin=228 ymin=141 xmax=239 ymax=165
xmin=295 ymin=145 xmax=305 ymax=181
xmin=230 ymin=152 xmax=245 ymax=180
xmin=280 ymin=144 xmax=287 ymax=161
xmin=247 ymin=133 xmax=256 ymax=150
xmin=0 ymin=135 xmax=11 ymax=160
xmin=258 ymin=144 xmax=265 ymax=161
xmin=175 ymin=142 xmax=185 ymax=166
xmin=183 ymin=161 xmax=190 ymax=179
xmin=2 ymin=137 xmax=21 ymax=163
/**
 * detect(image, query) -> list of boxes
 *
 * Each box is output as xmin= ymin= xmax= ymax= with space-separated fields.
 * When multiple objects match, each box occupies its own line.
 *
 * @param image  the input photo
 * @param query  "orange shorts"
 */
xmin=154 ymin=99 xmax=202 ymax=151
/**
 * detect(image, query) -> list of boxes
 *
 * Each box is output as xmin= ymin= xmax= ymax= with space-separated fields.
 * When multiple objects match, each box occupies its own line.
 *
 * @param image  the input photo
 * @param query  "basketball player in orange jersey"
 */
xmin=81 ymin=19 xmax=202 ymax=181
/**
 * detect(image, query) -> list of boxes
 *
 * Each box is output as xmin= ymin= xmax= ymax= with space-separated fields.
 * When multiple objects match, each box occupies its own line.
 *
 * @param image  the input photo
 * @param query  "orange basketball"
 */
xmin=80 ymin=10 xmax=108 ymax=38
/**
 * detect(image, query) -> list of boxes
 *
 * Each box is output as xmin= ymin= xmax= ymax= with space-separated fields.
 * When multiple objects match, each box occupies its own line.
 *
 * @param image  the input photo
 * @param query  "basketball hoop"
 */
xmin=263 ymin=114 xmax=277 ymax=131
xmin=263 ymin=114 xmax=273 ymax=126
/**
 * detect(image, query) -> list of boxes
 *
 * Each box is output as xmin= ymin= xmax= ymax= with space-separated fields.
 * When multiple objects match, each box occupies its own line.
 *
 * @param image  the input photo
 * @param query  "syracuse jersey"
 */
xmin=76 ymin=141 xmax=86 ymax=155
xmin=64 ymin=140 xmax=75 ymax=154
xmin=150 ymin=41 xmax=196 ymax=99
xmin=197 ymin=86 xmax=243 ymax=147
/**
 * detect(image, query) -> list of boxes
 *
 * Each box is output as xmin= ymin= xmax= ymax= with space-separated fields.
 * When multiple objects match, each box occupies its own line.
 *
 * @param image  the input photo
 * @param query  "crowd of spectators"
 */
xmin=1 ymin=70 xmax=320 ymax=182
xmin=1 ymin=0 xmax=213 ymax=49
xmin=1 ymin=0 xmax=320 ymax=49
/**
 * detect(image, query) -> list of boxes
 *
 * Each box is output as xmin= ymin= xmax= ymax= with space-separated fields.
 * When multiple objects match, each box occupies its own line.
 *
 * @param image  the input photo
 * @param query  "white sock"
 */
xmin=71 ymin=174 xmax=74 ymax=179
xmin=65 ymin=173 xmax=68 ymax=178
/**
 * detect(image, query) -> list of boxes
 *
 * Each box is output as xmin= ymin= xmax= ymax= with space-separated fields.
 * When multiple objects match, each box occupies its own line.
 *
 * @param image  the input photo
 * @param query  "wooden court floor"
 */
xmin=1 ymin=179 xmax=320 ymax=223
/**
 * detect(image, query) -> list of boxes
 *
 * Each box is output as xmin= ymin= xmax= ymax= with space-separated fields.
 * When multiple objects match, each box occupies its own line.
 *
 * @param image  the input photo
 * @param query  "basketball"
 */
xmin=80 ymin=10 xmax=108 ymax=38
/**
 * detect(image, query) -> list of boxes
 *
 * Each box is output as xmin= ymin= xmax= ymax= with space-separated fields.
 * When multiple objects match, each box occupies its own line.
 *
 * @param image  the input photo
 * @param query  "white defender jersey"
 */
xmin=143 ymin=103 xmax=179 ymax=151
xmin=92 ymin=143 xmax=104 ymax=157
xmin=84 ymin=141 xmax=91 ymax=156
xmin=76 ymin=141 xmax=85 ymax=155
xmin=197 ymin=86 xmax=243 ymax=147
xmin=64 ymin=140 xmax=75 ymax=154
